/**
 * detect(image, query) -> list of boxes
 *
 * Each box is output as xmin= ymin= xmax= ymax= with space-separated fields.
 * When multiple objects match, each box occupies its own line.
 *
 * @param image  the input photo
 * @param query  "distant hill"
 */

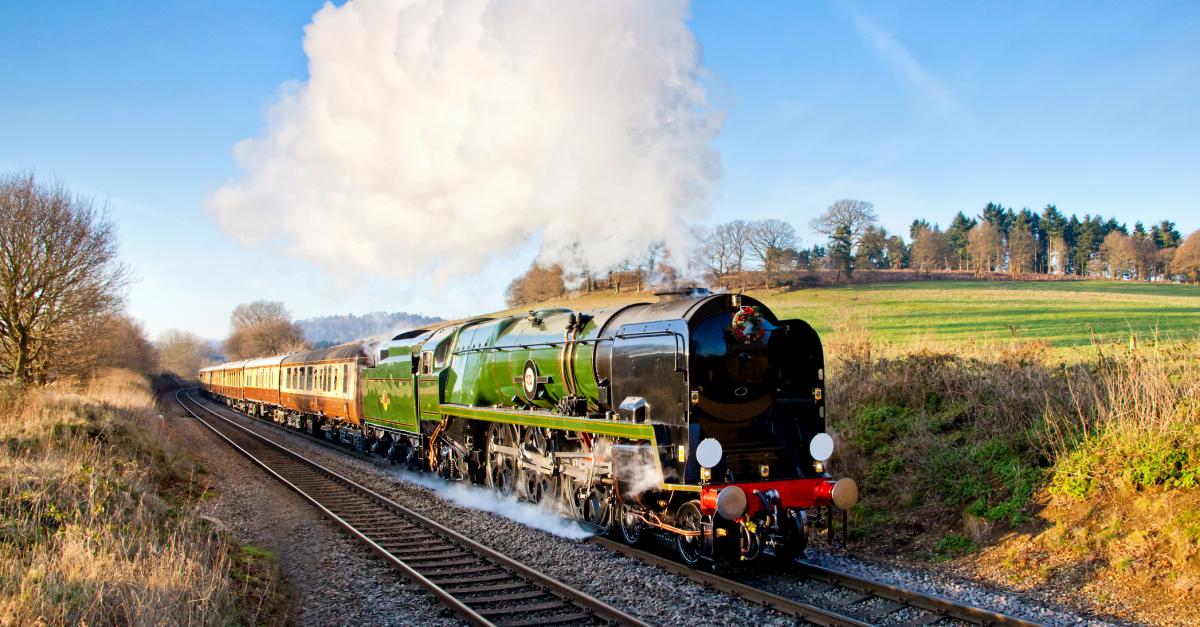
xmin=296 ymin=311 xmax=443 ymax=348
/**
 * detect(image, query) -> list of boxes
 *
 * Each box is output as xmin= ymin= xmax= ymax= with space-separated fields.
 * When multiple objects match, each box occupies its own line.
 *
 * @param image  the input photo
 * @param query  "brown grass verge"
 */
xmin=824 ymin=319 xmax=1199 ymax=623
xmin=0 ymin=369 xmax=288 ymax=626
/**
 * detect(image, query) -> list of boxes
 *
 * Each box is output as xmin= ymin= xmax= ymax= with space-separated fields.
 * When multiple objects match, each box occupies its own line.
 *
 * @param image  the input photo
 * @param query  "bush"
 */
xmin=830 ymin=348 xmax=1067 ymax=543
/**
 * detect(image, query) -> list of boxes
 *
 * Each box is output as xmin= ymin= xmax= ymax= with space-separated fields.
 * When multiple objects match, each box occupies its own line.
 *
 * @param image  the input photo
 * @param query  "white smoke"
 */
xmin=395 ymin=470 xmax=593 ymax=540
xmin=208 ymin=0 xmax=721 ymax=282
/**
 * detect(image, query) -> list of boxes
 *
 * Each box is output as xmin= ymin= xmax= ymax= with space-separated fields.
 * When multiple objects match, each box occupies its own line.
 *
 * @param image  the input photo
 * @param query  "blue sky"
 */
xmin=2 ymin=1 xmax=1197 ymax=339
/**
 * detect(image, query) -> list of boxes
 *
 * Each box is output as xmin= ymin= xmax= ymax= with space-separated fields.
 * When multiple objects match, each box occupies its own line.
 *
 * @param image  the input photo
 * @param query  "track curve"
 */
xmin=176 ymin=389 xmax=647 ymax=627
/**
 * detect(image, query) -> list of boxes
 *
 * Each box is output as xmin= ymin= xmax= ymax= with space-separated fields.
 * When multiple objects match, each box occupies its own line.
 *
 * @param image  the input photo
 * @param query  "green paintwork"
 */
xmin=359 ymin=305 xmax=655 ymax=442
xmin=361 ymin=342 xmax=421 ymax=433
xmin=442 ymin=308 xmax=622 ymax=412
xmin=361 ymin=377 xmax=418 ymax=432
xmin=436 ymin=403 xmax=655 ymax=439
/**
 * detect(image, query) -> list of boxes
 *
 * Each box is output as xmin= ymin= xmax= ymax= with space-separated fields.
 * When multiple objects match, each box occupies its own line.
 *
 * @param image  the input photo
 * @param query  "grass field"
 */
xmin=511 ymin=280 xmax=1200 ymax=354
xmin=764 ymin=280 xmax=1200 ymax=349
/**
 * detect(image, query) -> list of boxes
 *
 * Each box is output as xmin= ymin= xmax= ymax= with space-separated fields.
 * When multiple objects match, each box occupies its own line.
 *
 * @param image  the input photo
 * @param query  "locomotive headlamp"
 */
xmin=700 ymin=467 xmax=712 ymax=482
xmin=696 ymin=438 xmax=723 ymax=469
xmin=809 ymin=433 xmax=834 ymax=462
xmin=813 ymin=460 xmax=825 ymax=474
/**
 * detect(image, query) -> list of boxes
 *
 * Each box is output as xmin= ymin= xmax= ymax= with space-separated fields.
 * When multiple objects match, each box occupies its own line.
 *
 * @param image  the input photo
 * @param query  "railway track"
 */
xmin=589 ymin=537 xmax=1042 ymax=627
xmin=175 ymin=390 xmax=647 ymax=627
xmin=182 ymin=390 xmax=1043 ymax=627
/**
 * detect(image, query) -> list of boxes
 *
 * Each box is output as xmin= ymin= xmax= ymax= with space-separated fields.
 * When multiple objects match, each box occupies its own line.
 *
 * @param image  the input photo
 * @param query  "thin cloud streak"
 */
xmin=840 ymin=2 xmax=969 ymax=120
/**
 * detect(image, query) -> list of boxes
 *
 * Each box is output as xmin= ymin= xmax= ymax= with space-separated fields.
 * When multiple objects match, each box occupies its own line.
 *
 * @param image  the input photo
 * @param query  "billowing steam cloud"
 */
xmin=208 ymin=0 xmax=721 ymax=281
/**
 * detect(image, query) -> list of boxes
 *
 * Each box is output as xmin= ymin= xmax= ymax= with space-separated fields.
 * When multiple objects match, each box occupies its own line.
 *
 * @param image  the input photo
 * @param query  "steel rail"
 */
xmin=590 ymin=536 xmax=1044 ymax=627
xmin=794 ymin=561 xmax=1043 ymax=627
xmin=588 ymin=536 xmax=870 ymax=627
xmin=176 ymin=389 xmax=647 ymax=627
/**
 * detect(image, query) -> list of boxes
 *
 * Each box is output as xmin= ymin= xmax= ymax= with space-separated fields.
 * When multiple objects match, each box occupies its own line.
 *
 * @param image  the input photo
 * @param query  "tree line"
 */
xmin=703 ymin=200 xmax=1198 ymax=282
xmin=505 ymin=198 xmax=1200 ymax=306
xmin=0 ymin=172 xmax=225 ymax=384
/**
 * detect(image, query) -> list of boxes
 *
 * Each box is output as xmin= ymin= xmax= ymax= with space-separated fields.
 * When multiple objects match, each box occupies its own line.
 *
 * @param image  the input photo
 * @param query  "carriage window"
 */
xmin=343 ymin=365 xmax=349 ymax=393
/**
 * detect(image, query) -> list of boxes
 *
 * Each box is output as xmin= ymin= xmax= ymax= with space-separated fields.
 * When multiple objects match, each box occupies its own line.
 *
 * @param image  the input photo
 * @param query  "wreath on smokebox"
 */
xmin=729 ymin=305 xmax=767 ymax=343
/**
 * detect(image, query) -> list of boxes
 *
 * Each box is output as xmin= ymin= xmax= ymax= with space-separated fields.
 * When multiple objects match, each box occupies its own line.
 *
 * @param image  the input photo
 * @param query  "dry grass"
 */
xmin=824 ymin=317 xmax=1200 ymax=621
xmin=0 ymin=369 xmax=282 ymax=626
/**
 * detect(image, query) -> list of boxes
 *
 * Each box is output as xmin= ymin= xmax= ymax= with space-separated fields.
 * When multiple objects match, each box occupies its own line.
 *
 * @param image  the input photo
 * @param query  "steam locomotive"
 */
xmin=200 ymin=290 xmax=857 ymax=566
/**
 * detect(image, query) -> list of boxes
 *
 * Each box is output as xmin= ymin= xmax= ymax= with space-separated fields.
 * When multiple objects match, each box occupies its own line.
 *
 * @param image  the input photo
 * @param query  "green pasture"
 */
xmin=761 ymin=280 xmax=1200 ymax=349
xmin=518 ymin=280 xmax=1200 ymax=353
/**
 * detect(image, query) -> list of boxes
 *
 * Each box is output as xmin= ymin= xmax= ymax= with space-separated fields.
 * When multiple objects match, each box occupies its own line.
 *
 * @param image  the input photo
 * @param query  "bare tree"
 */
xmin=0 ymin=173 xmax=129 ymax=383
xmin=222 ymin=300 xmax=308 ymax=359
xmin=1172 ymin=230 xmax=1200 ymax=283
xmin=92 ymin=314 xmax=158 ymax=375
xmin=810 ymin=199 xmax=879 ymax=247
xmin=1132 ymin=237 xmax=1159 ymax=281
xmin=967 ymin=220 xmax=1003 ymax=276
xmin=1156 ymin=246 xmax=1177 ymax=282
xmin=158 ymin=329 xmax=218 ymax=378
xmin=747 ymin=219 xmax=798 ymax=287
xmin=700 ymin=225 xmax=734 ymax=277
xmin=910 ymin=226 xmax=950 ymax=272
xmin=1007 ymin=223 xmax=1036 ymax=275
xmin=231 ymin=300 xmax=292 ymax=330
xmin=723 ymin=220 xmax=753 ymax=273
xmin=1099 ymin=231 xmax=1136 ymax=279
xmin=504 ymin=264 xmax=566 ymax=307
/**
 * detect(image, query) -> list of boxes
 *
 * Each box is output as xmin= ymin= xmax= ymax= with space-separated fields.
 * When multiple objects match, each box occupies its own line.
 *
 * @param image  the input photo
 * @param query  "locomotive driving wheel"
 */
xmin=675 ymin=501 xmax=704 ymax=566
xmin=582 ymin=485 xmax=612 ymax=534
xmin=519 ymin=428 xmax=552 ymax=505
xmin=486 ymin=423 xmax=519 ymax=496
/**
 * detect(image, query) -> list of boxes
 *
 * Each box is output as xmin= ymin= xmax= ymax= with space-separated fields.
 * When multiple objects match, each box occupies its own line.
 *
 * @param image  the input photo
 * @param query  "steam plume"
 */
xmin=208 ymin=0 xmax=721 ymax=281
xmin=397 ymin=470 xmax=592 ymax=540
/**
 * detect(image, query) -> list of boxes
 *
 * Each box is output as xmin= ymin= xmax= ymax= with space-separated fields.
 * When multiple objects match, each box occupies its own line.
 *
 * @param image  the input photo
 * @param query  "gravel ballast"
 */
xmin=163 ymin=397 xmax=460 ymax=626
